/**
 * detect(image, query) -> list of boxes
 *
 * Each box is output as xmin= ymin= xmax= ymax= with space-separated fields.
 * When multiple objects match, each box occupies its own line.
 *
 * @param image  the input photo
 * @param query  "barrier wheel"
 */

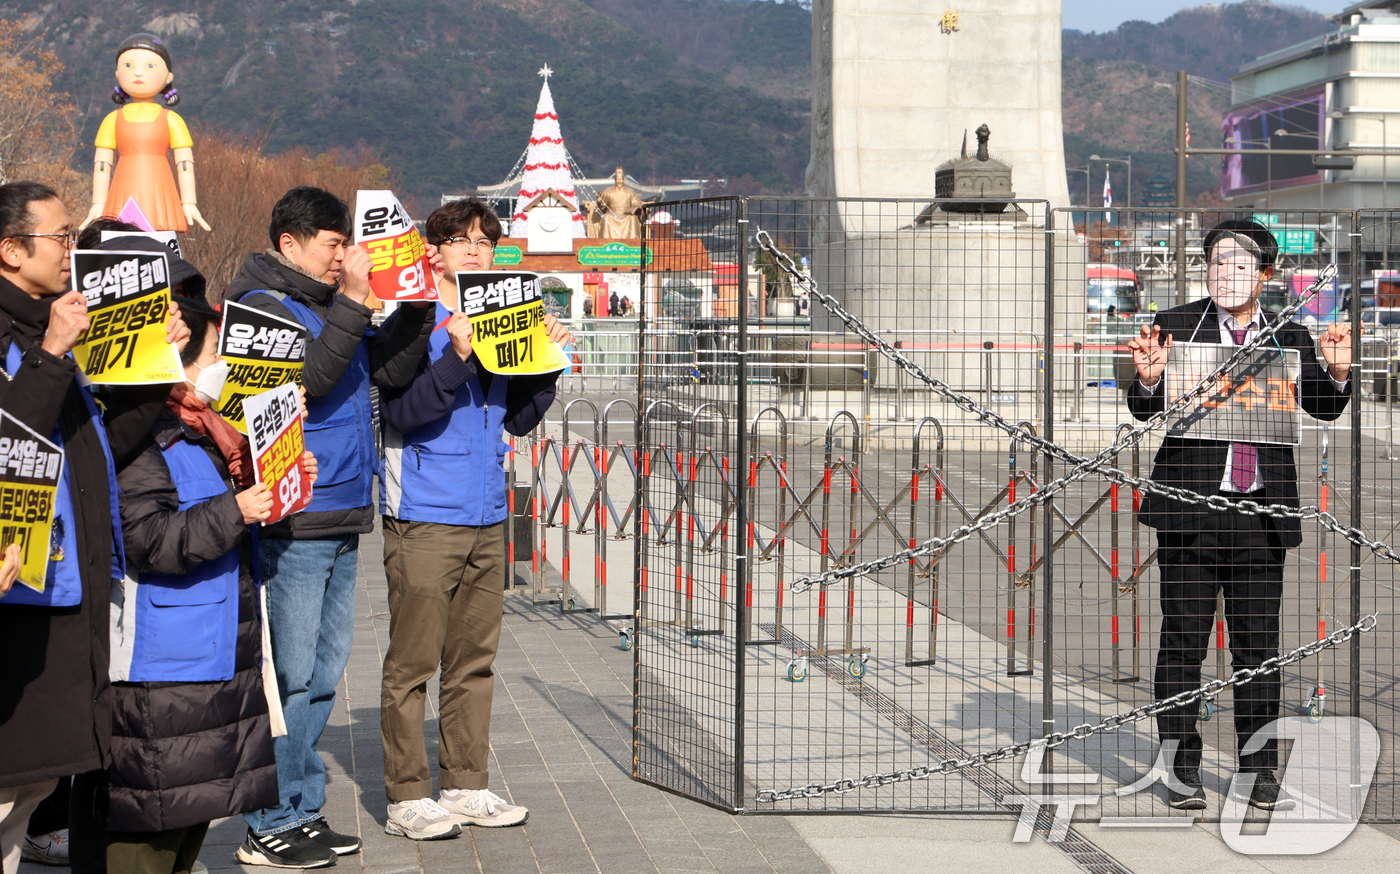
xmin=1307 ymin=701 xmax=1325 ymax=723
xmin=847 ymin=657 xmax=867 ymax=679
xmin=1198 ymin=700 xmax=1214 ymax=722
xmin=619 ymin=629 xmax=633 ymax=651
xmin=567 ymin=597 xmax=576 ymax=611
xmin=689 ymin=634 xmax=701 ymax=648
xmin=788 ymin=662 xmax=807 ymax=683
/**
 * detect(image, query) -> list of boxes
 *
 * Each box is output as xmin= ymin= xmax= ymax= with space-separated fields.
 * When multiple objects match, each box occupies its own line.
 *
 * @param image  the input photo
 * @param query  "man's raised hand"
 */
xmin=1126 ymin=323 xmax=1172 ymax=388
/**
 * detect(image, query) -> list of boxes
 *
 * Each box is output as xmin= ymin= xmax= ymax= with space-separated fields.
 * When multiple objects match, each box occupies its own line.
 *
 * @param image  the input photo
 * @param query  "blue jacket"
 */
xmin=248 ymin=292 xmax=375 ymax=517
xmin=224 ymin=253 xmax=433 ymax=537
xmin=110 ymin=437 xmax=245 ymax=682
xmin=379 ymin=302 xmax=557 ymax=526
xmin=0 ymin=343 xmax=124 ymax=607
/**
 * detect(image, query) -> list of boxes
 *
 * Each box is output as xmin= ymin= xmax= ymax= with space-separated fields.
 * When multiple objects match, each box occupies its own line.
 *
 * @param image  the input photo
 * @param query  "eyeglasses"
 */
xmin=440 ymin=236 xmax=496 ymax=254
xmin=12 ymin=230 xmax=78 ymax=249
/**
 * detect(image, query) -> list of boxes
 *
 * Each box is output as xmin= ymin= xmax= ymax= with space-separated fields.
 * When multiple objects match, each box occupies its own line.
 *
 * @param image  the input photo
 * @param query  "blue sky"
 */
xmin=1062 ymin=0 xmax=1341 ymax=33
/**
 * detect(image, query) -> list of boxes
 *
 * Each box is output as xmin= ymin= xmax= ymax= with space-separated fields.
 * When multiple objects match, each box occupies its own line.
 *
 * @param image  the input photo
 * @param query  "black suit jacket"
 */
xmin=1125 ymin=298 xmax=1350 ymax=548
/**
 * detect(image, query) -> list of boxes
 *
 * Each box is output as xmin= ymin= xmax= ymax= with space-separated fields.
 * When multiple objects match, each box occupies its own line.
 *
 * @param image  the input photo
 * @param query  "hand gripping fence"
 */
xmin=750 ymin=228 xmax=1382 ymax=804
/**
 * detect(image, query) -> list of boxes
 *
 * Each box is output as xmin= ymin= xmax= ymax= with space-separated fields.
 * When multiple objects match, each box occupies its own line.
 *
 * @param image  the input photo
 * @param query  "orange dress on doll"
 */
xmin=95 ymin=103 xmax=193 ymax=232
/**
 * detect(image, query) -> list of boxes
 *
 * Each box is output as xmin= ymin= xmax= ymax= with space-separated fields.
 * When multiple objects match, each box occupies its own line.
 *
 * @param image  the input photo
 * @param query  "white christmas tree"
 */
xmin=511 ymin=65 xmax=585 ymax=238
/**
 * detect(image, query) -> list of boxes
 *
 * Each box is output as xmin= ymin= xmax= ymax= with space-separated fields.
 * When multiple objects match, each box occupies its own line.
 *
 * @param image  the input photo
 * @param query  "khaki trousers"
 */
xmin=381 ymin=518 xmax=505 ymax=802
xmin=0 ymin=779 xmax=58 ymax=874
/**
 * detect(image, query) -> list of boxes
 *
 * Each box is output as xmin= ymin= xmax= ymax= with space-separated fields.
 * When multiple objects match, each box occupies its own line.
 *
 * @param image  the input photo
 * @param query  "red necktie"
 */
xmin=1229 ymin=328 xmax=1257 ymax=492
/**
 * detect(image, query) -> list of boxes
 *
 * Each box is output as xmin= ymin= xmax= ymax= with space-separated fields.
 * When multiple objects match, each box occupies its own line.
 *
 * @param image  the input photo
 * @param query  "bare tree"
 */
xmin=0 ymin=20 xmax=85 ymax=208
xmin=177 ymin=128 xmax=393 ymax=303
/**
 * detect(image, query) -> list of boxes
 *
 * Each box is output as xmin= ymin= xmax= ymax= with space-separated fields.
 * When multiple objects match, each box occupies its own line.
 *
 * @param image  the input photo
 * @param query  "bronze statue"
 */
xmin=585 ymin=167 xmax=643 ymax=239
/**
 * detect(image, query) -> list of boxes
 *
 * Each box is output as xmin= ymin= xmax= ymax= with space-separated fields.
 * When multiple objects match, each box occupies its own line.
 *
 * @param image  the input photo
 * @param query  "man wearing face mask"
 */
xmin=1125 ymin=219 xmax=1353 ymax=812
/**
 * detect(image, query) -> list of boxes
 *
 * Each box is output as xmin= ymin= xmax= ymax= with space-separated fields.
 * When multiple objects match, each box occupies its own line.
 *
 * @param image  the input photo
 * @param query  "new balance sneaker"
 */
xmin=234 ymin=828 xmax=337 ymax=869
xmin=385 ymin=798 xmax=462 ymax=841
xmin=300 ymin=818 xmax=361 ymax=855
xmin=21 ymin=829 xmax=69 ymax=866
xmin=1166 ymin=768 xmax=1207 ymax=811
xmin=1242 ymin=770 xmax=1297 ymax=811
xmin=439 ymin=788 xmax=528 ymax=828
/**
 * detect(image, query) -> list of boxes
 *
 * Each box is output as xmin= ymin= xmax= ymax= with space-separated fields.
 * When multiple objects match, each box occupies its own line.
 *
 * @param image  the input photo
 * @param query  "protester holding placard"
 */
xmin=1125 ymin=219 xmax=1354 ymax=813
xmin=96 ymin=297 xmax=318 ymax=873
xmin=375 ymin=197 xmax=569 ymax=840
xmin=0 ymin=182 xmax=124 ymax=874
xmin=222 ymin=186 xmax=435 ymax=868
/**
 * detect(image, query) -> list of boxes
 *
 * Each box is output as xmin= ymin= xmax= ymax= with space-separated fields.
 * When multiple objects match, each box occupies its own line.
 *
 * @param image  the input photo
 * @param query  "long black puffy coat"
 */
xmin=106 ymin=410 xmax=277 ymax=831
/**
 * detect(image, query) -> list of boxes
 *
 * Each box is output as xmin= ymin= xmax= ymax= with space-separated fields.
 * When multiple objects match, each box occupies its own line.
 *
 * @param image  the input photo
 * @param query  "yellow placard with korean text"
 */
xmin=0 ymin=411 xmax=64 ymax=593
xmin=455 ymin=271 xmax=569 ymax=376
xmin=70 ymin=250 xmax=184 ymax=385
xmin=217 ymin=302 xmax=307 ymax=435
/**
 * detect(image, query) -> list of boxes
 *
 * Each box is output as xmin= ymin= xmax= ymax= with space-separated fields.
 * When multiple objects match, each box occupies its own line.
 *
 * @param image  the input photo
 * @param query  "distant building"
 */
xmin=1225 ymin=1 xmax=1400 ymax=212
xmin=1141 ymin=174 xmax=1175 ymax=211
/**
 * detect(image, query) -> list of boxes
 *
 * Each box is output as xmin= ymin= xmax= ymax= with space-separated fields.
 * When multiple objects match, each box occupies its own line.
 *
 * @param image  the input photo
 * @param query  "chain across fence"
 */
xmin=511 ymin=198 xmax=1400 ymax=823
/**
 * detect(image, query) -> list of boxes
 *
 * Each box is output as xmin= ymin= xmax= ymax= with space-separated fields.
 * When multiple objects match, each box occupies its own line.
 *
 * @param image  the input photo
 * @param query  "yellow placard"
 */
xmin=70 ymin=250 xmax=185 ymax=385
xmin=0 ymin=411 xmax=64 ymax=594
xmin=218 ymin=301 xmax=308 ymax=434
xmin=457 ymin=271 xmax=570 ymax=376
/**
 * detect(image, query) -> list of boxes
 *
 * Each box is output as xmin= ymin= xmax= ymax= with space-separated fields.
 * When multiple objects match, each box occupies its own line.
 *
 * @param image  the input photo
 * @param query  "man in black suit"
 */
xmin=1125 ymin=219 xmax=1354 ymax=811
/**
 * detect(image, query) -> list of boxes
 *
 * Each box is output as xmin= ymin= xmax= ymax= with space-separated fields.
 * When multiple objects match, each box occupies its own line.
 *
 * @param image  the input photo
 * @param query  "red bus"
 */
xmin=1087 ymin=264 xmax=1141 ymax=315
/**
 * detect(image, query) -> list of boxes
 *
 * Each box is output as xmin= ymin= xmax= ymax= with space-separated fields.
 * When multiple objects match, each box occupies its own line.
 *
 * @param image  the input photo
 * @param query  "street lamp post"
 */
xmin=1272 ymin=129 xmax=1327 ymax=207
xmin=1066 ymin=167 xmax=1091 ymax=209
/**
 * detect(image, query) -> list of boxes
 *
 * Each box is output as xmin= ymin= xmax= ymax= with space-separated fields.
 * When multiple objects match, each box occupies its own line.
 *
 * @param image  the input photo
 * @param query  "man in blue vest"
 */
xmin=375 ymin=197 xmax=568 ymax=840
xmin=224 ymin=187 xmax=436 ymax=868
xmin=0 ymin=182 xmax=139 ymax=874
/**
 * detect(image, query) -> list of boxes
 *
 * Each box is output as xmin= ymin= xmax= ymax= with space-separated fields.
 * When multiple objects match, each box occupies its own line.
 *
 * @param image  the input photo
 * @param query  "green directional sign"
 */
xmin=1250 ymin=215 xmax=1313 ymax=254
xmin=577 ymin=242 xmax=652 ymax=268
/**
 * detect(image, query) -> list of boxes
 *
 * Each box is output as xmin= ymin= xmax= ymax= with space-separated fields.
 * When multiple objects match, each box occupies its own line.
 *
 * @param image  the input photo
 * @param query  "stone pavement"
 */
xmin=20 ymin=518 xmax=1400 ymax=874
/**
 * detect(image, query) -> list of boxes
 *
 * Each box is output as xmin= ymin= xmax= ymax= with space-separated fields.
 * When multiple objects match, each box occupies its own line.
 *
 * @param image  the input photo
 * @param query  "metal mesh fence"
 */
xmin=525 ymin=197 xmax=1400 ymax=822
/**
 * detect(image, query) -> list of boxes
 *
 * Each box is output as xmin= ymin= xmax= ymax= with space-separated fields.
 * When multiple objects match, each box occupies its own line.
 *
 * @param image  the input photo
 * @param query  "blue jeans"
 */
xmin=244 ymin=535 xmax=359 ymax=836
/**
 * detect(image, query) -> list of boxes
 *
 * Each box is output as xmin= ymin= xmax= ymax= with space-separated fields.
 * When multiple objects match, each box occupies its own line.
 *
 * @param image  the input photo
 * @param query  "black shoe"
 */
xmin=1167 ymin=768 xmax=1207 ymax=810
xmin=234 ymin=828 xmax=336 ymax=869
xmin=1243 ymin=770 xmax=1297 ymax=811
xmin=301 ymin=818 xmax=362 ymax=856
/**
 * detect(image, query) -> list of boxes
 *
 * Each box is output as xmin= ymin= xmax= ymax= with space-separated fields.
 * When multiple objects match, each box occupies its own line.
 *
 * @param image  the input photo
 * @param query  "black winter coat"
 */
xmin=0 ymin=278 xmax=161 ymax=788
xmin=223 ymin=252 xmax=432 ymax=538
xmin=106 ymin=411 xmax=277 ymax=831
xmin=1125 ymin=298 xmax=1351 ymax=547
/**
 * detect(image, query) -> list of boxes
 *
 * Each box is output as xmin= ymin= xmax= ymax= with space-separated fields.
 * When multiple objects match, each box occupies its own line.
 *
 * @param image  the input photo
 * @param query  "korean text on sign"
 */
xmin=0 ymin=411 xmax=64 ymax=594
xmin=1165 ymin=343 xmax=1303 ymax=446
xmin=70 ymin=249 xmax=184 ymax=385
xmin=218 ymin=301 xmax=307 ymax=435
xmin=244 ymin=383 xmax=311 ymax=524
xmin=455 ymin=270 xmax=570 ymax=376
xmin=353 ymin=190 xmax=437 ymax=302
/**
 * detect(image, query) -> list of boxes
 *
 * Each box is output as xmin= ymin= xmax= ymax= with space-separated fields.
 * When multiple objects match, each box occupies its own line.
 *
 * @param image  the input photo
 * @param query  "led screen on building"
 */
xmin=1221 ymin=87 xmax=1324 ymax=198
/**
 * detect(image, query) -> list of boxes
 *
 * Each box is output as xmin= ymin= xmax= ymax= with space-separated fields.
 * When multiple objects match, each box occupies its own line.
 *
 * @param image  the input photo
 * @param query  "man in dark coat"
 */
xmin=1125 ymin=219 xmax=1353 ymax=812
xmin=0 ymin=184 xmax=189 ymax=874
xmin=0 ymin=184 xmax=118 ymax=873
xmin=222 ymin=187 xmax=435 ymax=868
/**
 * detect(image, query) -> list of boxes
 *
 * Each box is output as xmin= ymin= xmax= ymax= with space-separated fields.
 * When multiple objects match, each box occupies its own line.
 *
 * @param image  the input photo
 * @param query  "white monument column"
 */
xmin=806 ymin=0 xmax=1070 ymax=209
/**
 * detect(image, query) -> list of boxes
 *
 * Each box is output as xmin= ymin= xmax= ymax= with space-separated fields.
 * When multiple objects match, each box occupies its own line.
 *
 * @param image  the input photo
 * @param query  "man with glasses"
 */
xmin=223 ymin=187 xmax=437 ymax=868
xmin=1125 ymin=219 xmax=1354 ymax=812
xmin=375 ymin=197 xmax=570 ymax=840
xmin=0 ymin=182 xmax=192 ymax=874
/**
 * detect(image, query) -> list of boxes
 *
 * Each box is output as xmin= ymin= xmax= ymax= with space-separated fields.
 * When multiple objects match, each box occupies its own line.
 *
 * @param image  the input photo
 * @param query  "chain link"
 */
xmin=755 ymin=613 xmax=1377 ymax=803
xmin=751 ymin=230 xmax=1398 ymax=593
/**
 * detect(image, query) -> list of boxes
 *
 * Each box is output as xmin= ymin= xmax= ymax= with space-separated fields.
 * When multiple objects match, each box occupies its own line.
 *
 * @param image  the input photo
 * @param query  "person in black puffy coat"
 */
xmin=94 ymin=297 xmax=315 ymax=874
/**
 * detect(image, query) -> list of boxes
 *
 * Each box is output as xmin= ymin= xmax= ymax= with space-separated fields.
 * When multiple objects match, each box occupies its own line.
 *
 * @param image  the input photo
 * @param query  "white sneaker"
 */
xmin=21 ymin=830 xmax=69 ymax=866
xmin=439 ymin=788 xmax=528 ymax=828
xmin=385 ymin=798 xmax=462 ymax=841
